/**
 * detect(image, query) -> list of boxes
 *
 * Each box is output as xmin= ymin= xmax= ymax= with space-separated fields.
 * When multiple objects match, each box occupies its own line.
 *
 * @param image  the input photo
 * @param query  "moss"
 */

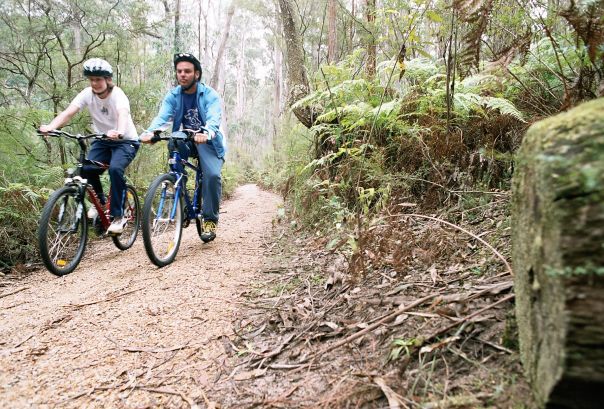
xmin=512 ymin=97 xmax=604 ymax=407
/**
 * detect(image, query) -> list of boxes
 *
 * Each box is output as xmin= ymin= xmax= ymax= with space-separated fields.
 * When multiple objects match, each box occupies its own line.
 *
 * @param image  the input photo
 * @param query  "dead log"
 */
xmin=512 ymin=98 xmax=604 ymax=409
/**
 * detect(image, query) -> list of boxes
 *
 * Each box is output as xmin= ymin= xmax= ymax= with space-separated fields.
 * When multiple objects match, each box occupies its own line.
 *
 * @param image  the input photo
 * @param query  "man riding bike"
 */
xmin=140 ymin=52 xmax=226 ymax=243
xmin=39 ymin=58 xmax=140 ymax=234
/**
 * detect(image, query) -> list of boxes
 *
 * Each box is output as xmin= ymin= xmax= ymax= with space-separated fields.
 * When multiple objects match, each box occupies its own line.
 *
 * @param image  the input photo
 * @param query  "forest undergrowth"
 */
xmin=211 ymin=194 xmax=530 ymax=407
xmin=220 ymin=49 xmax=566 ymax=406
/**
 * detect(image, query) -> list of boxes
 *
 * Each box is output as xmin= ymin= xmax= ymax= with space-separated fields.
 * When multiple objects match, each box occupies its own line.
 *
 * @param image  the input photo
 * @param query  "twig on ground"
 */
xmin=424 ymin=294 xmax=515 ymax=343
xmin=261 ymin=385 xmax=300 ymax=405
xmin=476 ymin=337 xmax=514 ymax=354
xmin=390 ymin=213 xmax=513 ymax=276
xmin=122 ymin=343 xmax=191 ymax=353
xmin=0 ymin=286 xmax=28 ymax=299
xmin=65 ymin=287 xmax=145 ymax=308
xmin=13 ymin=314 xmax=72 ymax=348
xmin=136 ymin=386 xmax=197 ymax=407
xmin=302 ymin=293 xmax=439 ymax=363
xmin=252 ymin=333 xmax=295 ymax=363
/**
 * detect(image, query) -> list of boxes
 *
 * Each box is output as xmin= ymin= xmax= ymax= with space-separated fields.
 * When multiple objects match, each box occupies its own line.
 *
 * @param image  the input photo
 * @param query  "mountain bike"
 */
xmin=142 ymin=128 xmax=209 ymax=267
xmin=37 ymin=130 xmax=140 ymax=276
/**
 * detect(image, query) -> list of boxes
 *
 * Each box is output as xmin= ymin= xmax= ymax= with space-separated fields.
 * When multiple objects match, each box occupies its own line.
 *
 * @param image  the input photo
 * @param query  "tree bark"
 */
xmin=209 ymin=5 xmax=235 ymax=89
xmin=327 ymin=0 xmax=337 ymax=63
xmin=277 ymin=0 xmax=313 ymax=128
xmin=236 ymin=34 xmax=246 ymax=121
xmin=273 ymin=23 xmax=283 ymax=141
xmin=174 ymin=0 xmax=181 ymax=51
xmin=512 ymin=98 xmax=604 ymax=409
xmin=365 ymin=0 xmax=376 ymax=79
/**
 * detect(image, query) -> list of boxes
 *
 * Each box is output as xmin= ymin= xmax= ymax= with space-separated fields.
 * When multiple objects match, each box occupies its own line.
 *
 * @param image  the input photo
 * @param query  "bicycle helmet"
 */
xmin=174 ymin=52 xmax=202 ymax=75
xmin=83 ymin=58 xmax=113 ymax=77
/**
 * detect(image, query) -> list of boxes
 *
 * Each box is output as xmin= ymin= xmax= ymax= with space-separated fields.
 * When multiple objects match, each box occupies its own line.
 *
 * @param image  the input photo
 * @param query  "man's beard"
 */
xmin=180 ymin=75 xmax=198 ymax=91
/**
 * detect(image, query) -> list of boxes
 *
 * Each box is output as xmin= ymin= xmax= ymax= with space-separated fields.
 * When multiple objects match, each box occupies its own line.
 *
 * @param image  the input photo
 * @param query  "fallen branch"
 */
xmin=302 ymin=293 xmax=439 ymax=362
xmin=424 ymin=293 xmax=515 ymax=344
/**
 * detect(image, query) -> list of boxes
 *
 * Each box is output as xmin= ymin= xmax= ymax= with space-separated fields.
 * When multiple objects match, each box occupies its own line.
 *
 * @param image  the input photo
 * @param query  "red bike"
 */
xmin=37 ymin=130 xmax=140 ymax=276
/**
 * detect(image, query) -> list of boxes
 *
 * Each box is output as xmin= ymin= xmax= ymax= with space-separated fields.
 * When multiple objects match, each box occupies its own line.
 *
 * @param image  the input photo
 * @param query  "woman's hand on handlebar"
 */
xmin=38 ymin=124 xmax=53 ymax=135
xmin=106 ymin=130 xmax=123 ymax=140
xmin=139 ymin=131 xmax=155 ymax=144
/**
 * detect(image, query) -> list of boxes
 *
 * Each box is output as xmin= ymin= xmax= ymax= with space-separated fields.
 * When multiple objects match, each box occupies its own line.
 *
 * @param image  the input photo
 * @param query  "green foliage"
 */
xmin=545 ymin=264 xmax=604 ymax=277
xmin=0 ymin=180 xmax=51 ymax=266
xmin=388 ymin=337 xmax=419 ymax=361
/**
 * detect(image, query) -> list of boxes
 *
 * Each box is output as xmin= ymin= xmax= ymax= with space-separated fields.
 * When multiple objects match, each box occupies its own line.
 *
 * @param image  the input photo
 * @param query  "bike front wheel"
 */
xmin=38 ymin=186 xmax=88 ymax=276
xmin=112 ymin=184 xmax=141 ymax=250
xmin=142 ymin=174 xmax=183 ymax=267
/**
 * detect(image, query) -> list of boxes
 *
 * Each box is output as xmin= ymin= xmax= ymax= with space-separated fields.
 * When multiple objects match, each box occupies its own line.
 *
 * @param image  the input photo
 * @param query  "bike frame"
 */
xmin=159 ymin=139 xmax=203 ymax=223
xmin=44 ymin=131 xmax=124 ymax=231
xmin=160 ymin=142 xmax=201 ymax=221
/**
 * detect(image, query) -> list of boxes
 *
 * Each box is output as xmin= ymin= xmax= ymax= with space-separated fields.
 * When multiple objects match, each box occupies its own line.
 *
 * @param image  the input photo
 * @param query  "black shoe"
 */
xmin=200 ymin=220 xmax=216 ymax=243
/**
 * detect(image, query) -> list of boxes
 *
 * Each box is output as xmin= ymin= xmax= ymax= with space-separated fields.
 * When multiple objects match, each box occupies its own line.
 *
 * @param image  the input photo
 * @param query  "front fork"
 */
xmin=58 ymin=178 xmax=87 ymax=233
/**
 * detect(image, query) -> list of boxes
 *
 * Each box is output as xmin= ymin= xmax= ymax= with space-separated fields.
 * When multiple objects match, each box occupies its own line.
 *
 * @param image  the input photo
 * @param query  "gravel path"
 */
xmin=0 ymin=184 xmax=281 ymax=408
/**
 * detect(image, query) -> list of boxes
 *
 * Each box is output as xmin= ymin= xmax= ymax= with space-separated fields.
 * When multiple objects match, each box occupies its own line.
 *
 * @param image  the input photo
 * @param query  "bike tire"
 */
xmin=142 ymin=174 xmax=184 ymax=267
xmin=112 ymin=184 xmax=141 ymax=250
xmin=37 ymin=186 xmax=88 ymax=276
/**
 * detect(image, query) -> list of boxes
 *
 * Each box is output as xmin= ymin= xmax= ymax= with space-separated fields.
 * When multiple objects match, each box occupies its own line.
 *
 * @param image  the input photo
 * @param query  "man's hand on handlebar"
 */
xmin=192 ymin=129 xmax=214 ymax=144
xmin=193 ymin=132 xmax=208 ymax=144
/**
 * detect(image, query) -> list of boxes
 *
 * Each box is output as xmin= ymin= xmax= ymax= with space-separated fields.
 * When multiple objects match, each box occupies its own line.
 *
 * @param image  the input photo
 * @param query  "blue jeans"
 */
xmin=169 ymin=139 xmax=224 ymax=223
xmin=82 ymin=140 xmax=139 ymax=217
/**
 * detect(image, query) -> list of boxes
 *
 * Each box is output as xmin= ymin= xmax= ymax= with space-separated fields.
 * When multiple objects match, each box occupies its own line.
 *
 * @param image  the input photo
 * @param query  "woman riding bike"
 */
xmin=39 ymin=58 xmax=139 ymax=234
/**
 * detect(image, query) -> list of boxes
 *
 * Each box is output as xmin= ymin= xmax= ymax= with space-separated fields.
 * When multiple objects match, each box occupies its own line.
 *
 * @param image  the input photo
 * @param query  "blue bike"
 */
xmin=142 ymin=128 xmax=209 ymax=267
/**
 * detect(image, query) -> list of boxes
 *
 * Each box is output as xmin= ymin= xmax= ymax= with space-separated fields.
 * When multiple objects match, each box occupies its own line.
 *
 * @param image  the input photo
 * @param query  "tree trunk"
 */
xmin=512 ymin=98 xmax=604 ymax=409
xmin=236 ymin=34 xmax=246 ymax=121
xmin=365 ymin=0 xmax=376 ymax=79
xmin=174 ymin=0 xmax=181 ymax=51
xmin=277 ymin=0 xmax=313 ymax=128
xmin=327 ymin=0 xmax=337 ymax=63
xmin=273 ymin=24 xmax=283 ymax=141
xmin=209 ymin=5 xmax=235 ymax=89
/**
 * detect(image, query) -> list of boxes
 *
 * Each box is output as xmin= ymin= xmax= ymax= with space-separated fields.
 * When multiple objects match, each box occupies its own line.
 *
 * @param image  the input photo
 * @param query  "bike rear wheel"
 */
xmin=112 ymin=184 xmax=141 ymax=250
xmin=38 ymin=186 xmax=88 ymax=276
xmin=142 ymin=174 xmax=183 ymax=267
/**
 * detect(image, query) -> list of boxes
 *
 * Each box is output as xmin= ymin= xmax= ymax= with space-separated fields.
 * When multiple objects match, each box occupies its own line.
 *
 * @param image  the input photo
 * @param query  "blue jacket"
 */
xmin=146 ymin=82 xmax=226 ymax=158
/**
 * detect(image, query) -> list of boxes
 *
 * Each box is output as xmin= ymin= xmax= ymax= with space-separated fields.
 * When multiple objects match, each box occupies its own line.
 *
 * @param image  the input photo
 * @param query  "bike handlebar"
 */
xmin=37 ymin=129 xmax=122 ymax=140
xmin=150 ymin=127 xmax=210 ymax=143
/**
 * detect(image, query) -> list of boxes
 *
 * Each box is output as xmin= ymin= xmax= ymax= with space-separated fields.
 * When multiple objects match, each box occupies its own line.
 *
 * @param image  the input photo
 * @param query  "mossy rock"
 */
xmin=512 ymin=98 xmax=604 ymax=409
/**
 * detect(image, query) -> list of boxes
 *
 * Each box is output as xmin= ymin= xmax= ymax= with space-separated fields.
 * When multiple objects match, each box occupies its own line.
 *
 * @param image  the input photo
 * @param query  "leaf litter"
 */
xmin=213 ymin=197 xmax=532 ymax=408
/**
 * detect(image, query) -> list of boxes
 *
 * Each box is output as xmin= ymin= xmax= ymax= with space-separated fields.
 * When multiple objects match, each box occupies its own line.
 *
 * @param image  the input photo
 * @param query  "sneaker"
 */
xmin=200 ymin=220 xmax=217 ymax=243
xmin=87 ymin=206 xmax=98 ymax=219
xmin=107 ymin=217 xmax=127 ymax=235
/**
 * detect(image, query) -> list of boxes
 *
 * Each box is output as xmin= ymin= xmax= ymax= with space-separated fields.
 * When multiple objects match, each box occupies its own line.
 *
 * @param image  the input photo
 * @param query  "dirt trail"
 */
xmin=0 ymin=184 xmax=281 ymax=408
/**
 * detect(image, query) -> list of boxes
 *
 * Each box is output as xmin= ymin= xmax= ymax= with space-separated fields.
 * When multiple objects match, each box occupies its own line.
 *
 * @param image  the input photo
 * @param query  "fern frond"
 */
xmin=453 ymin=93 xmax=525 ymax=121
xmin=482 ymin=97 xmax=526 ymax=122
xmin=461 ymin=74 xmax=500 ymax=89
